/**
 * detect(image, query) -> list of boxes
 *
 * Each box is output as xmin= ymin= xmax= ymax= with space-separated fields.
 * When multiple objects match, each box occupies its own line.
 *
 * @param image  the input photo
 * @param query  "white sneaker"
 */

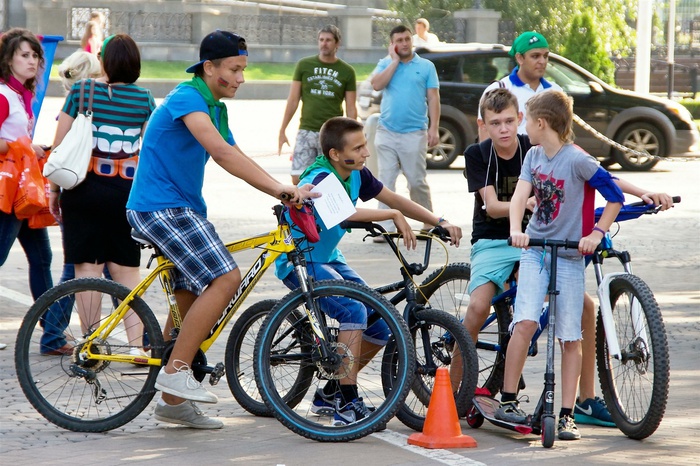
xmin=0 ymin=343 xmax=7 ymax=350
xmin=154 ymin=360 xmax=218 ymax=403
xmin=154 ymin=400 xmax=223 ymax=429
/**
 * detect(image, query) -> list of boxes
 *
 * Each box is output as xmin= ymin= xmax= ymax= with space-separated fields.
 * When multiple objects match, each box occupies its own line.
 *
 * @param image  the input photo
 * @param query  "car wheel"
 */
xmin=427 ymin=120 xmax=464 ymax=169
xmin=613 ymin=122 xmax=664 ymax=171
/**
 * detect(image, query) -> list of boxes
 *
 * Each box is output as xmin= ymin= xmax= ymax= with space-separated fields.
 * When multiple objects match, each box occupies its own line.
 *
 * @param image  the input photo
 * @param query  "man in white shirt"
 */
xmin=478 ymin=31 xmax=562 ymax=139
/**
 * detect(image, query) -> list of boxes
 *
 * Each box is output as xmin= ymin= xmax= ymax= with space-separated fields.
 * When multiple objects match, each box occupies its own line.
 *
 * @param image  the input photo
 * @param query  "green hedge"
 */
xmin=680 ymin=99 xmax=700 ymax=119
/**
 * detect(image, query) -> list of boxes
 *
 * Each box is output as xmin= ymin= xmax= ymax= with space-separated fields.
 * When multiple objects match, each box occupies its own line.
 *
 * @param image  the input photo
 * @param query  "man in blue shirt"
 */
xmin=370 ymin=25 xmax=440 ymax=238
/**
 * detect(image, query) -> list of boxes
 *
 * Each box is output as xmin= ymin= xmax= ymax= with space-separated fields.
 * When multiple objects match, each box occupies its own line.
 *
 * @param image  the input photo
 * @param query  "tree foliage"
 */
xmin=388 ymin=0 xmax=637 ymax=54
xmin=562 ymin=9 xmax=616 ymax=84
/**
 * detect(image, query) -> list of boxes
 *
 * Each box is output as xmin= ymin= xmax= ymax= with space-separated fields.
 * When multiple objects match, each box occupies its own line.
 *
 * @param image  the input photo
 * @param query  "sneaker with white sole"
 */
xmin=558 ymin=414 xmax=581 ymax=440
xmin=311 ymin=388 xmax=335 ymax=416
xmin=332 ymin=396 xmax=371 ymax=426
xmin=154 ymin=361 xmax=218 ymax=403
xmin=154 ymin=400 xmax=223 ymax=429
xmin=494 ymin=400 xmax=528 ymax=424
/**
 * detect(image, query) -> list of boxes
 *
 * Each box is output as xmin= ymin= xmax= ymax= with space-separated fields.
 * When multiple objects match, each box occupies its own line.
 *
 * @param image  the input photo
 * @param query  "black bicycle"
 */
xmin=228 ymin=223 xmax=478 ymax=432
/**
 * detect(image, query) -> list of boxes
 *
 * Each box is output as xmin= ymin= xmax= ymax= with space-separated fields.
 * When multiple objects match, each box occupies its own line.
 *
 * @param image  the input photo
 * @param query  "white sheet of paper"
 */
xmin=310 ymin=174 xmax=356 ymax=229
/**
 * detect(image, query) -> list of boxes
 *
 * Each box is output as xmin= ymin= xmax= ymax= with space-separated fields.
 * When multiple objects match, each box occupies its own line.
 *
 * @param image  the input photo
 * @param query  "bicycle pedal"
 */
xmin=209 ymin=362 xmax=225 ymax=386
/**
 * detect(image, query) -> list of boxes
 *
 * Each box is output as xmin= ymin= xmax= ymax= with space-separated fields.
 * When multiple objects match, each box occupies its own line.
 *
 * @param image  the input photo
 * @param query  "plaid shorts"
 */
xmin=291 ymin=129 xmax=322 ymax=176
xmin=126 ymin=207 xmax=237 ymax=295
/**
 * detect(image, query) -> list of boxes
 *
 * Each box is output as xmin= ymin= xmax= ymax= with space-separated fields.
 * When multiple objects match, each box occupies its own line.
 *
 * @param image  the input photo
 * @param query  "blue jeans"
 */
xmin=282 ymin=261 xmax=391 ymax=345
xmin=0 ymin=211 xmax=53 ymax=300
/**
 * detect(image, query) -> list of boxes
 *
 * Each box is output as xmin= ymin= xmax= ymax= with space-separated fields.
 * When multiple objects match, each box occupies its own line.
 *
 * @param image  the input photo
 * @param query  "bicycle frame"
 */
xmin=76 ymin=211 xmax=324 ymax=366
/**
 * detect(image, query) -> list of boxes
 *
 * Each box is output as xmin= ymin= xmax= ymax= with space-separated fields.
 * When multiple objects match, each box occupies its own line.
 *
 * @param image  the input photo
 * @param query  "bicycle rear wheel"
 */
xmin=15 ymin=278 xmax=164 ymax=432
xmin=417 ymin=263 xmax=509 ymax=395
xmin=596 ymin=274 xmax=669 ymax=439
xmin=383 ymin=309 xmax=478 ymax=431
xmin=255 ymin=279 xmax=415 ymax=442
xmin=225 ymin=299 xmax=315 ymax=416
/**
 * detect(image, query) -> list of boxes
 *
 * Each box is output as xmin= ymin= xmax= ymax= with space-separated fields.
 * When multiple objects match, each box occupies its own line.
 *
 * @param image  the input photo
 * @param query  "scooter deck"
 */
xmin=473 ymin=395 xmax=534 ymax=435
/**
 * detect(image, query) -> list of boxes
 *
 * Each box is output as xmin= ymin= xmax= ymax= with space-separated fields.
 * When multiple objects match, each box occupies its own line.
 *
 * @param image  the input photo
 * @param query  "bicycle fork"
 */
xmin=291 ymin=261 xmax=342 ymax=371
xmin=593 ymin=256 xmax=648 ymax=362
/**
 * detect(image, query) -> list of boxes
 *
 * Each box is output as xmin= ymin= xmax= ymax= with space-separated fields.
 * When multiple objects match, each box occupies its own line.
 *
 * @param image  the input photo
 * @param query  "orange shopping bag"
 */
xmin=12 ymin=137 xmax=48 ymax=219
xmin=29 ymin=156 xmax=58 ymax=228
xmin=0 ymin=145 xmax=20 ymax=214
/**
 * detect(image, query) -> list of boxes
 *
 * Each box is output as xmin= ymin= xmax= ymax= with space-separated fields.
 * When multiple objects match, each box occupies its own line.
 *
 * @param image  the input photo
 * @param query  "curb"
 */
xmin=46 ymin=78 xmax=292 ymax=100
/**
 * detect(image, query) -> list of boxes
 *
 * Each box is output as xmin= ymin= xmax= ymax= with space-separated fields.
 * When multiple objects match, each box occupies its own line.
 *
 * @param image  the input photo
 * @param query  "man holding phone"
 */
xmin=369 ymin=25 xmax=440 ymax=240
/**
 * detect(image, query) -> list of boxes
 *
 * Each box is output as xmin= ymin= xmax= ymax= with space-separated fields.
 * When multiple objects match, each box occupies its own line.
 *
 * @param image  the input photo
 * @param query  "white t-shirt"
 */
xmin=413 ymin=33 xmax=440 ymax=46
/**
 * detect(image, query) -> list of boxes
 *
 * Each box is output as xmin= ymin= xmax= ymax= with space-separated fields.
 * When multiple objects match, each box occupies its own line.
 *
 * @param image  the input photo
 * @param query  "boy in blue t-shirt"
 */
xmin=275 ymin=116 xmax=462 ymax=425
xmin=503 ymin=90 xmax=624 ymax=440
xmin=126 ymin=31 xmax=316 ymax=429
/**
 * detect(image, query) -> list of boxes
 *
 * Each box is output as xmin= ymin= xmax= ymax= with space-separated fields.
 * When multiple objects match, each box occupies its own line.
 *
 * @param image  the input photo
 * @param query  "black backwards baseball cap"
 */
xmin=186 ymin=30 xmax=248 ymax=73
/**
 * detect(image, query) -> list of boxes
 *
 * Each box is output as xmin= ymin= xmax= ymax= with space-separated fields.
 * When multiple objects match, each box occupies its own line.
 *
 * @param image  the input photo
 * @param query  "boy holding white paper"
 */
xmin=274 ymin=116 xmax=462 ymax=426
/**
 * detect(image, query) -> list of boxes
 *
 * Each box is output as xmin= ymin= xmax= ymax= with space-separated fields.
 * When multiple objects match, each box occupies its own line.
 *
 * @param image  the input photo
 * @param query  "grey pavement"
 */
xmin=1 ymin=98 xmax=699 ymax=465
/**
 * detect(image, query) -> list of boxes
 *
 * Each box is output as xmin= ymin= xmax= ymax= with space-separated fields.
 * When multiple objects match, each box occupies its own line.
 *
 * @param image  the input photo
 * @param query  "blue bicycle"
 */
xmin=457 ymin=198 xmax=678 ymax=441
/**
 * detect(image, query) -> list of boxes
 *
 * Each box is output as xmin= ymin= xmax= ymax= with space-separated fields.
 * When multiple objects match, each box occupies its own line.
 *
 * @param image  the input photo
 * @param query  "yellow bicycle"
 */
xmin=15 ymin=204 xmax=415 ymax=441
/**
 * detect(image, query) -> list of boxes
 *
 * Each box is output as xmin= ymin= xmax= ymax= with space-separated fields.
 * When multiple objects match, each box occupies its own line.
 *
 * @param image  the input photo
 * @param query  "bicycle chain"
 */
xmin=573 ymin=113 xmax=700 ymax=162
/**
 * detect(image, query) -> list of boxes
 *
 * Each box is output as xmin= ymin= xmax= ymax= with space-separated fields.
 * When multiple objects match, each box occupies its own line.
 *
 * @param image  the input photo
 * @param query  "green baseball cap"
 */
xmin=509 ymin=31 xmax=549 ymax=57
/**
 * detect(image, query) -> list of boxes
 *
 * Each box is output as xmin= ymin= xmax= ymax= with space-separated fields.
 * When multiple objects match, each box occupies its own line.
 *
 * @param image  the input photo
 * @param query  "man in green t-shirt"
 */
xmin=278 ymin=25 xmax=357 ymax=184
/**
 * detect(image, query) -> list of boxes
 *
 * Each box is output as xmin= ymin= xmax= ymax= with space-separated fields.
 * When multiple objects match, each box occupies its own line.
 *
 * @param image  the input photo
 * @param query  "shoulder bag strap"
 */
xmin=86 ymin=79 xmax=95 ymax=116
xmin=78 ymin=79 xmax=86 ymax=116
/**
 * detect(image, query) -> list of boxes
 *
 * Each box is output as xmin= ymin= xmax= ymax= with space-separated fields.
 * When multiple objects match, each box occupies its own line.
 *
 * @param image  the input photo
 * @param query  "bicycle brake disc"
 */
xmin=315 ymin=341 xmax=353 ymax=380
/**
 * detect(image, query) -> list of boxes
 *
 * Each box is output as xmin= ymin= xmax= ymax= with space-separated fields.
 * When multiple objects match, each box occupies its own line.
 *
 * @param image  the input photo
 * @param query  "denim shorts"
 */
xmin=283 ymin=261 xmax=391 ymax=345
xmin=468 ymin=239 xmax=521 ymax=295
xmin=512 ymin=248 xmax=585 ymax=341
xmin=126 ymin=208 xmax=238 ymax=295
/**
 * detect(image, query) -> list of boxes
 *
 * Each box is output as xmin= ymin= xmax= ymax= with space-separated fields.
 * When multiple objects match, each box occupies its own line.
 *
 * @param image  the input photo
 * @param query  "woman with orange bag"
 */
xmin=0 ymin=28 xmax=54 ymax=350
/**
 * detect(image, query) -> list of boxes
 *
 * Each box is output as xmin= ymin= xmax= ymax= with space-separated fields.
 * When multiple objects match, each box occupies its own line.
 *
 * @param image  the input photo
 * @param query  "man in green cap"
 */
xmin=478 ymin=31 xmax=562 ymax=137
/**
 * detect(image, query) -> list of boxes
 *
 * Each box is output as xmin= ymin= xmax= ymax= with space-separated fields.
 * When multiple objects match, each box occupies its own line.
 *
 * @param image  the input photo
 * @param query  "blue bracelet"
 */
xmin=436 ymin=216 xmax=447 ymax=226
xmin=592 ymin=226 xmax=606 ymax=235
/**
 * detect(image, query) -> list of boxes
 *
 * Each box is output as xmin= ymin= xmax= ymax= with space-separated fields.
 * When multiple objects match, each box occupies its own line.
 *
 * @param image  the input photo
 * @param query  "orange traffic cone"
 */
xmin=407 ymin=367 xmax=478 ymax=449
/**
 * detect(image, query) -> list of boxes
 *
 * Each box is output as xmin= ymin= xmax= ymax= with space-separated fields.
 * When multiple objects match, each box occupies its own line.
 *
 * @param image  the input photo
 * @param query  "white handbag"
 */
xmin=43 ymin=79 xmax=95 ymax=189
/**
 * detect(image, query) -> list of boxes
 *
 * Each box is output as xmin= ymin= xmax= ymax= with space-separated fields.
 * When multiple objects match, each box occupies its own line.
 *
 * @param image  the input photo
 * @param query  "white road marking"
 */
xmin=0 ymin=285 xmax=34 ymax=306
xmin=372 ymin=430 xmax=486 ymax=466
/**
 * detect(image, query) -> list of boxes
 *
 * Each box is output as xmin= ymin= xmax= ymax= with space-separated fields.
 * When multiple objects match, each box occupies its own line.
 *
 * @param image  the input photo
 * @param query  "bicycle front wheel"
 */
xmin=225 ymin=299 xmax=315 ymax=416
xmin=255 ymin=279 xmax=415 ymax=442
xmin=15 ymin=278 xmax=164 ymax=432
xmin=596 ymin=274 xmax=669 ymax=439
xmin=383 ymin=309 xmax=478 ymax=432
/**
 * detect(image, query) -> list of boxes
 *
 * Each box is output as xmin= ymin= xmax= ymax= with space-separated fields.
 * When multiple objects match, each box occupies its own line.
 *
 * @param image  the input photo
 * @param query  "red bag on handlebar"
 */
xmin=289 ymin=202 xmax=320 ymax=243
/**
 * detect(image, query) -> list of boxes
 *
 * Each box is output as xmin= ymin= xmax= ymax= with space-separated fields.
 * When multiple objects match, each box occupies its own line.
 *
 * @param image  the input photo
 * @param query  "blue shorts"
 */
xmin=468 ymin=239 xmax=521 ymax=295
xmin=282 ymin=261 xmax=391 ymax=345
xmin=512 ymin=248 xmax=585 ymax=341
xmin=126 ymin=208 xmax=238 ymax=295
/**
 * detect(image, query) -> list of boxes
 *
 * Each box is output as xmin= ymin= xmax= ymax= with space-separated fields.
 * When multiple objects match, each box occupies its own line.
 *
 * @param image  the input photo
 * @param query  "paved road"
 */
xmin=1 ymin=98 xmax=699 ymax=465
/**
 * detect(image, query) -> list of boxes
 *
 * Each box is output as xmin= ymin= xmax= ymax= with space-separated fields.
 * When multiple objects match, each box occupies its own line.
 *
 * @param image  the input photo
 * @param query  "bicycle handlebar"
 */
xmin=594 ymin=196 xmax=681 ymax=223
xmin=508 ymin=237 xmax=580 ymax=249
xmin=339 ymin=220 xmax=451 ymax=243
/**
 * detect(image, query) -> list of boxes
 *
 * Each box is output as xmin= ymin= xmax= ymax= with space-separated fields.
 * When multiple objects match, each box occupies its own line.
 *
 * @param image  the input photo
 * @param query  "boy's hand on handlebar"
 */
xmin=279 ymin=183 xmax=320 ymax=205
xmin=509 ymin=231 xmax=529 ymax=249
xmin=640 ymin=192 xmax=673 ymax=211
xmin=393 ymin=214 xmax=417 ymax=250
xmin=441 ymin=222 xmax=462 ymax=247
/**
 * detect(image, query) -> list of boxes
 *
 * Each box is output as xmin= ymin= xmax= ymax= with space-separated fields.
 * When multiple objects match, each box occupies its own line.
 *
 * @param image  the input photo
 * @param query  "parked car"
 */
xmin=358 ymin=43 xmax=700 ymax=171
